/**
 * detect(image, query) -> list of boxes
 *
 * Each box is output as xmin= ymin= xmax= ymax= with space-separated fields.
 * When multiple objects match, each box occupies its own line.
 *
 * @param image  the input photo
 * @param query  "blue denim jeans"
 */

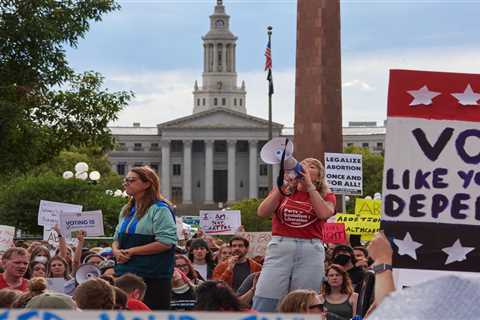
xmin=252 ymin=236 xmax=325 ymax=312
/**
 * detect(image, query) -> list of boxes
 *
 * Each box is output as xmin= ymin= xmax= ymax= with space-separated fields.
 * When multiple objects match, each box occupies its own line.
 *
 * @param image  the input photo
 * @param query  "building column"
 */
xmin=233 ymin=44 xmax=236 ymax=72
xmin=161 ymin=140 xmax=171 ymax=200
xmin=227 ymin=140 xmax=236 ymax=203
xmin=203 ymin=44 xmax=207 ymax=73
xmin=204 ymin=140 xmax=214 ymax=204
xmin=221 ymin=44 xmax=227 ymax=72
xmin=213 ymin=42 xmax=218 ymax=73
xmin=248 ymin=140 xmax=258 ymax=199
xmin=183 ymin=140 xmax=192 ymax=205
xmin=272 ymin=163 xmax=280 ymax=188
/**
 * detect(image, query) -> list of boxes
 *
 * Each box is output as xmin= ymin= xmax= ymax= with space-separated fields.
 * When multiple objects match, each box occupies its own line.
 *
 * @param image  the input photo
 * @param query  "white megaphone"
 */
xmin=260 ymin=138 xmax=303 ymax=178
xmin=75 ymin=263 xmax=101 ymax=284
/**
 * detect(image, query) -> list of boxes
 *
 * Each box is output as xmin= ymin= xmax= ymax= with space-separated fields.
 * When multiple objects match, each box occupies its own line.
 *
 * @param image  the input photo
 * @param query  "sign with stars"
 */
xmin=382 ymin=69 xmax=480 ymax=272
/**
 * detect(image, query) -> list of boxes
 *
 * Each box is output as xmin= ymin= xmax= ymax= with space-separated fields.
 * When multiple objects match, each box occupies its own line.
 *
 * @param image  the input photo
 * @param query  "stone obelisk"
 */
xmin=294 ymin=0 xmax=342 ymax=162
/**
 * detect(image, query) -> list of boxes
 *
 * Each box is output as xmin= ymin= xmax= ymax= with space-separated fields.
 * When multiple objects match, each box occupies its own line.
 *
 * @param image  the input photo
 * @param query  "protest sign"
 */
xmin=199 ymin=210 xmax=241 ymax=235
xmin=176 ymin=217 xmax=185 ymax=240
xmin=355 ymin=198 xmax=381 ymax=216
xmin=237 ymin=232 xmax=272 ymax=257
xmin=325 ymin=152 xmax=363 ymax=195
xmin=336 ymin=213 xmax=380 ymax=241
xmin=182 ymin=216 xmax=200 ymax=228
xmin=47 ymin=278 xmax=66 ymax=294
xmin=59 ymin=210 xmax=104 ymax=238
xmin=0 ymin=225 xmax=15 ymax=252
xmin=322 ymin=223 xmax=347 ymax=244
xmin=38 ymin=200 xmax=82 ymax=227
xmin=382 ymin=69 xmax=480 ymax=272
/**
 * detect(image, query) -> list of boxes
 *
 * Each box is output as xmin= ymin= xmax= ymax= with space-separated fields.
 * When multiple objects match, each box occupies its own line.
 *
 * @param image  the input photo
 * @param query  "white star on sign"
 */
xmin=393 ymin=232 xmax=423 ymax=260
xmin=407 ymin=85 xmax=441 ymax=106
xmin=442 ymin=239 xmax=475 ymax=265
xmin=451 ymin=84 xmax=480 ymax=106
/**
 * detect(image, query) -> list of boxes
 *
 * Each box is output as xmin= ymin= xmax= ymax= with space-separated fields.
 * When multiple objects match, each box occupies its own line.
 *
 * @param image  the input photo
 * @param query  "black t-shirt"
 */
xmin=170 ymin=287 xmax=196 ymax=311
xmin=232 ymin=260 xmax=251 ymax=291
xmin=348 ymin=266 xmax=366 ymax=293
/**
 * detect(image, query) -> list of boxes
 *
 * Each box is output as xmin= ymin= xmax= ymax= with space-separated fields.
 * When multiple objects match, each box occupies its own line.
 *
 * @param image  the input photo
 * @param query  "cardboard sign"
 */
xmin=237 ymin=232 xmax=272 ymax=257
xmin=0 ymin=225 xmax=15 ymax=252
xmin=199 ymin=210 xmax=241 ymax=235
xmin=176 ymin=217 xmax=185 ymax=240
xmin=336 ymin=213 xmax=381 ymax=241
xmin=182 ymin=215 xmax=200 ymax=228
xmin=59 ymin=210 xmax=104 ymax=238
xmin=355 ymin=198 xmax=382 ymax=216
xmin=47 ymin=278 xmax=66 ymax=293
xmin=325 ymin=152 xmax=363 ymax=195
xmin=322 ymin=223 xmax=347 ymax=244
xmin=38 ymin=200 xmax=82 ymax=227
xmin=382 ymin=69 xmax=480 ymax=272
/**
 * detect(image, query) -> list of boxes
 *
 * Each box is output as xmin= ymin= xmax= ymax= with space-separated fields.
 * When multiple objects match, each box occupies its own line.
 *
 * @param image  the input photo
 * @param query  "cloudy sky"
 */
xmin=66 ymin=0 xmax=480 ymax=128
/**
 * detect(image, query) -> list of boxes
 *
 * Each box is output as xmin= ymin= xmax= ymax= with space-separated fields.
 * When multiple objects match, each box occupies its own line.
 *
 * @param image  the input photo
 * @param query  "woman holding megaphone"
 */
xmin=252 ymin=157 xmax=336 ymax=312
xmin=112 ymin=166 xmax=177 ymax=310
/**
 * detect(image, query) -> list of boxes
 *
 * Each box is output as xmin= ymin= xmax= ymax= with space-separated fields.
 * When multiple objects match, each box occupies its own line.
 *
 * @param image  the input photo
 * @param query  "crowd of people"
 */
xmin=0 ymin=162 xmax=395 ymax=319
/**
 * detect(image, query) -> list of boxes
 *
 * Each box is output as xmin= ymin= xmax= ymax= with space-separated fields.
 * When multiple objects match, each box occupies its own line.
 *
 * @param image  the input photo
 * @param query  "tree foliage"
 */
xmin=230 ymin=198 xmax=272 ymax=232
xmin=0 ymin=0 xmax=133 ymax=174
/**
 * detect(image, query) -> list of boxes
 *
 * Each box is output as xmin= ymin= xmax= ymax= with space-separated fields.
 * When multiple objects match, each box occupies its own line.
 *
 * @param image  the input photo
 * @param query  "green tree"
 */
xmin=0 ymin=0 xmax=133 ymax=174
xmin=344 ymin=146 xmax=384 ymax=213
xmin=230 ymin=198 xmax=272 ymax=232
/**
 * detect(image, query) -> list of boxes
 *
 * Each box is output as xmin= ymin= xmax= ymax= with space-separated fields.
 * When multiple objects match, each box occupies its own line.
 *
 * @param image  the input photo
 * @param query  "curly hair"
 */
xmin=74 ymin=278 xmax=115 ymax=310
xmin=11 ymin=277 xmax=47 ymax=308
xmin=321 ymin=264 xmax=354 ymax=296
xmin=278 ymin=289 xmax=321 ymax=313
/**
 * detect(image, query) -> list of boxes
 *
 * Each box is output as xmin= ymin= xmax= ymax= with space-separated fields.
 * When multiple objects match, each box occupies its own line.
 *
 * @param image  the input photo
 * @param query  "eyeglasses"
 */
xmin=176 ymin=264 xmax=189 ymax=269
xmin=123 ymin=177 xmax=138 ymax=184
xmin=309 ymin=303 xmax=324 ymax=310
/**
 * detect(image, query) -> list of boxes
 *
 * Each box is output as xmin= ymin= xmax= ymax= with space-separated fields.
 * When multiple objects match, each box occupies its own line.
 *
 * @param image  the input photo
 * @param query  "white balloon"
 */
xmin=122 ymin=191 xmax=128 ymax=198
xmin=75 ymin=171 xmax=88 ymax=180
xmin=74 ymin=162 xmax=89 ymax=173
xmin=113 ymin=189 xmax=123 ymax=197
xmin=364 ymin=196 xmax=373 ymax=200
xmin=345 ymin=196 xmax=350 ymax=202
xmin=374 ymin=192 xmax=382 ymax=200
xmin=105 ymin=190 xmax=113 ymax=196
xmin=89 ymin=171 xmax=101 ymax=181
xmin=63 ymin=171 xmax=74 ymax=179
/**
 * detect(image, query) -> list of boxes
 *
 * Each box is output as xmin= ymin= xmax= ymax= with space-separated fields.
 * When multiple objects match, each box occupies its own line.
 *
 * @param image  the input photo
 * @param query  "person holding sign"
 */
xmin=112 ymin=166 xmax=177 ymax=310
xmin=253 ymin=158 xmax=336 ymax=312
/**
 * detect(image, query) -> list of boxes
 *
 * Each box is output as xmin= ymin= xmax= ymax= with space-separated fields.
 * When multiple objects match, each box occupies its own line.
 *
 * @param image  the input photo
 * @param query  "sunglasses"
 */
xmin=123 ymin=177 xmax=138 ymax=184
xmin=309 ymin=303 xmax=324 ymax=310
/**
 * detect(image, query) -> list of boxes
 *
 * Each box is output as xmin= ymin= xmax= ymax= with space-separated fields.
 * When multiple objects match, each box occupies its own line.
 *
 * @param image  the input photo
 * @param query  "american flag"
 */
xmin=265 ymin=38 xmax=274 ymax=95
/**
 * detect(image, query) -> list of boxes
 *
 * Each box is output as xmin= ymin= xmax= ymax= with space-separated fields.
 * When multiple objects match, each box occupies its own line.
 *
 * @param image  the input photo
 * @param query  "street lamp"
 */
xmin=63 ymin=162 xmax=101 ymax=184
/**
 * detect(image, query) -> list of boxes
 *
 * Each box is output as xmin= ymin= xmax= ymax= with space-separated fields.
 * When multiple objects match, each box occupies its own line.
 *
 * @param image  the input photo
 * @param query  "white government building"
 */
xmin=108 ymin=0 xmax=385 ymax=214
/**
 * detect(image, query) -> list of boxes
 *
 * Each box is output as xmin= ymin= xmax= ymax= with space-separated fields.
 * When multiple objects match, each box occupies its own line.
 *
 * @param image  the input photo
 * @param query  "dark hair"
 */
xmin=332 ymin=244 xmax=357 ymax=264
xmin=74 ymin=278 xmax=115 ymax=310
xmin=353 ymin=246 xmax=369 ymax=258
xmin=195 ymin=280 xmax=244 ymax=311
xmin=114 ymin=273 xmax=147 ymax=298
xmin=188 ymin=239 xmax=215 ymax=268
xmin=322 ymin=264 xmax=354 ymax=296
xmin=26 ymin=261 xmax=47 ymax=279
xmin=0 ymin=289 xmax=22 ymax=308
xmin=113 ymin=286 xmax=128 ymax=310
xmin=229 ymin=236 xmax=249 ymax=248
xmin=47 ymin=256 xmax=71 ymax=280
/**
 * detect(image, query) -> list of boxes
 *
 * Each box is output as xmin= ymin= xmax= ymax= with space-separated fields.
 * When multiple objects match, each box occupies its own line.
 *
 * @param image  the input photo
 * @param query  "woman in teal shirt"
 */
xmin=112 ymin=166 xmax=177 ymax=310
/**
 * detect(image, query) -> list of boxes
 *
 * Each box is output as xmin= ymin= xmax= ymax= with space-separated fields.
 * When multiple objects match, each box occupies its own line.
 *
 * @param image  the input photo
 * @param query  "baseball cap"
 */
xmin=26 ymin=292 xmax=77 ymax=309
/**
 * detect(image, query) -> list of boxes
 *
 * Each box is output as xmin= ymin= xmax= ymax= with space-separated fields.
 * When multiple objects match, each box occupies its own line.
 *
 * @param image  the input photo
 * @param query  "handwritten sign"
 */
xmin=322 ymin=223 xmax=347 ymax=244
xmin=0 ymin=225 xmax=15 ymax=252
xmin=336 ymin=213 xmax=380 ymax=241
xmin=325 ymin=152 xmax=363 ymax=195
xmin=199 ymin=210 xmax=241 ymax=235
xmin=59 ymin=210 xmax=104 ymax=238
xmin=237 ymin=232 xmax=272 ymax=257
xmin=38 ymin=200 xmax=82 ymax=227
xmin=355 ymin=198 xmax=381 ymax=216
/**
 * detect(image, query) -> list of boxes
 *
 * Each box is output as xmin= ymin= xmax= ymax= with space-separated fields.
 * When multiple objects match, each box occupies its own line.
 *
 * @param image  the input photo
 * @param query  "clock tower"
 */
xmin=193 ymin=0 xmax=247 ymax=114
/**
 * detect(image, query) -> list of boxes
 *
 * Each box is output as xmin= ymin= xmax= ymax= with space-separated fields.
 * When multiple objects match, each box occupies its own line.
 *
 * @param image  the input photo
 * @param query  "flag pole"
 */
xmin=267 ymin=26 xmax=273 ymax=192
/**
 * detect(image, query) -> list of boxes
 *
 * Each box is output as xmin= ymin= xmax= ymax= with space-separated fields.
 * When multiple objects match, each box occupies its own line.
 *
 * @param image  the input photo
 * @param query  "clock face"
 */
xmin=215 ymin=19 xmax=224 ymax=28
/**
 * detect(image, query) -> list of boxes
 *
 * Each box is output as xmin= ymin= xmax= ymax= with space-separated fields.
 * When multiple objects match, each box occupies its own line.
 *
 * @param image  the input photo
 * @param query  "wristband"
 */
xmin=372 ymin=263 xmax=393 ymax=274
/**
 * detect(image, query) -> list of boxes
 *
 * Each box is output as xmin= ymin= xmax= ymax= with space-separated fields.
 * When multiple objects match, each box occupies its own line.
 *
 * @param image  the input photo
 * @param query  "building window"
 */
xmin=173 ymin=164 xmax=181 ymax=176
xmin=237 ymin=141 xmax=248 ymax=152
xmin=117 ymin=163 xmax=126 ymax=176
xmin=202 ymin=98 xmax=206 ymax=106
xmin=259 ymin=164 xmax=268 ymax=176
xmin=150 ymin=143 xmax=159 ymax=151
xmin=222 ymin=98 xmax=226 ymax=106
xmin=258 ymin=187 xmax=268 ymax=199
xmin=149 ymin=163 xmax=159 ymax=172
xmin=377 ymin=142 xmax=383 ymax=148
xmin=117 ymin=142 xmax=127 ymax=151
xmin=134 ymin=143 xmax=142 ymax=151
xmin=214 ymin=141 xmax=227 ymax=153
xmin=171 ymin=141 xmax=182 ymax=153
xmin=239 ymin=98 xmax=243 ymax=106
xmin=362 ymin=142 xmax=369 ymax=148
xmin=347 ymin=143 xmax=354 ymax=147
xmin=197 ymin=98 xmax=200 ymax=106
xmin=234 ymin=98 xmax=237 ymax=106
xmin=193 ymin=141 xmax=204 ymax=152
xmin=172 ymin=187 xmax=183 ymax=204
xmin=214 ymin=98 xmax=218 ymax=106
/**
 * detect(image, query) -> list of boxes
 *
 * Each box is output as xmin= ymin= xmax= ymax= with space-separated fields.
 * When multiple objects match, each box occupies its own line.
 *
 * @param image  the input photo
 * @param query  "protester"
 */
xmin=170 ymin=268 xmax=196 ymax=311
xmin=26 ymin=261 xmax=47 ymax=279
xmin=320 ymin=264 xmax=358 ymax=320
xmin=236 ymin=271 xmax=260 ymax=307
xmin=113 ymin=286 xmax=128 ymax=310
xmin=29 ymin=246 xmax=51 ymax=266
xmin=74 ymin=278 xmax=115 ymax=310
xmin=253 ymin=157 xmax=336 ymax=312
xmin=25 ymin=292 xmax=77 ymax=310
xmin=83 ymin=253 xmax=106 ymax=267
xmin=278 ymin=289 xmax=326 ymax=317
xmin=47 ymin=255 xmax=76 ymax=295
xmin=331 ymin=244 xmax=366 ymax=293
xmin=195 ymin=280 xmax=246 ymax=311
xmin=0 ymin=289 xmax=22 ymax=308
xmin=0 ymin=247 xmax=29 ymax=291
xmin=188 ymin=238 xmax=215 ymax=281
xmin=112 ymin=166 xmax=177 ymax=310
xmin=353 ymin=246 xmax=371 ymax=271
xmin=99 ymin=259 xmax=116 ymax=277
xmin=213 ymin=236 xmax=262 ymax=291
xmin=215 ymin=244 xmax=232 ymax=264
xmin=114 ymin=273 xmax=151 ymax=311
xmin=11 ymin=277 xmax=48 ymax=308
xmin=175 ymin=254 xmax=202 ymax=285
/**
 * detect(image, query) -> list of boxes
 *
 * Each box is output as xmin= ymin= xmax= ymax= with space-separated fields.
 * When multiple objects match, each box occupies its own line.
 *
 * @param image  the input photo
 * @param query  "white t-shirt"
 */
xmin=193 ymin=263 xmax=207 ymax=280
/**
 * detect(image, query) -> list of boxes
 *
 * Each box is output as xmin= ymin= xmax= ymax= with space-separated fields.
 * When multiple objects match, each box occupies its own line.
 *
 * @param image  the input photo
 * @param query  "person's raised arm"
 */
xmin=72 ymin=230 xmax=86 ymax=271
xmin=52 ymin=224 xmax=67 ymax=259
xmin=367 ymin=231 xmax=395 ymax=309
xmin=257 ymin=187 xmax=283 ymax=218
